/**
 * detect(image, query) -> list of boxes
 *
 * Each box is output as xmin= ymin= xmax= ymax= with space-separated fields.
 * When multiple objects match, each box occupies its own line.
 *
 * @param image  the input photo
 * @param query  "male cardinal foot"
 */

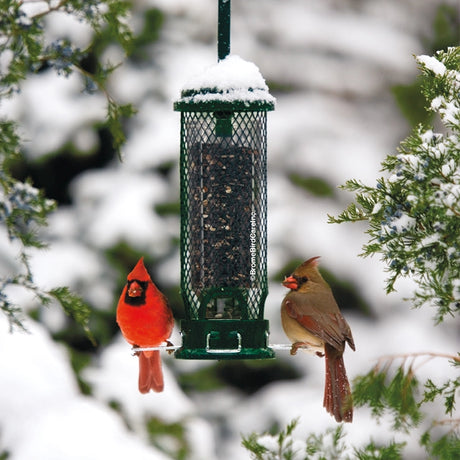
xmin=132 ymin=345 xmax=141 ymax=357
xmin=165 ymin=340 xmax=175 ymax=355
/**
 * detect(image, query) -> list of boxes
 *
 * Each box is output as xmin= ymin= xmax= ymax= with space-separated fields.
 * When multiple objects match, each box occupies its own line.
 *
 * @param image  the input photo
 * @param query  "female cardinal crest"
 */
xmin=116 ymin=257 xmax=174 ymax=393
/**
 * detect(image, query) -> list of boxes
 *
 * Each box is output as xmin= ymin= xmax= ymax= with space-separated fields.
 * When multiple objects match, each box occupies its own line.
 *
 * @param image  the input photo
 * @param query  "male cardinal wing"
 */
xmin=284 ymin=291 xmax=354 ymax=351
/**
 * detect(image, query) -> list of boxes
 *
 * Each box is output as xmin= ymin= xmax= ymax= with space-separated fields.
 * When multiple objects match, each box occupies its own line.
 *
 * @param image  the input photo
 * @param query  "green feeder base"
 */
xmin=175 ymin=319 xmax=275 ymax=360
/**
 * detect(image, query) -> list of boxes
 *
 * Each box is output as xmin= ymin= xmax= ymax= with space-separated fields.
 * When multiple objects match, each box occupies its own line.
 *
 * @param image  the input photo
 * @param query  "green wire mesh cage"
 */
xmin=174 ymin=56 xmax=275 ymax=359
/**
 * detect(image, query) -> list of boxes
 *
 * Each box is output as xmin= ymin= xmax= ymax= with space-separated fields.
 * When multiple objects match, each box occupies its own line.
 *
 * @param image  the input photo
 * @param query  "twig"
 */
xmin=374 ymin=351 xmax=459 ymax=374
xmin=432 ymin=418 xmax=460 ymax=434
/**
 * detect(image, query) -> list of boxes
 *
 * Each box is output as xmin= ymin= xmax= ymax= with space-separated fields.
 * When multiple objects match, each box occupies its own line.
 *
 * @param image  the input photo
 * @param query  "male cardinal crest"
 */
xmin=281 ymin=256 xmax=355 ymax=422
xmin=117 ymin=257 xmax=174 ymax=394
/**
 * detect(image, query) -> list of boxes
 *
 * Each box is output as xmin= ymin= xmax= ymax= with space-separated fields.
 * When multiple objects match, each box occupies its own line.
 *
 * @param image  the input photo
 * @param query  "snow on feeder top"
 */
xmin=174 ymin=2 xmax=274 ymax=360
xmin=175 ymin=54 xmax=275 ymax=113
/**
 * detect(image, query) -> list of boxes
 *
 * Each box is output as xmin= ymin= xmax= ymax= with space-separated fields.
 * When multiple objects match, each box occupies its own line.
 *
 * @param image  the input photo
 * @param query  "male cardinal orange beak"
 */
xmin=128 ymin=281 xmax=143 ymax=297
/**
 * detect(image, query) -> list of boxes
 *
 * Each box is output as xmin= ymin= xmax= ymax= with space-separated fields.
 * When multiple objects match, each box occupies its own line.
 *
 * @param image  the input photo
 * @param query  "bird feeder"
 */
xmin=174 ymin=0 xmax=275 ymax=359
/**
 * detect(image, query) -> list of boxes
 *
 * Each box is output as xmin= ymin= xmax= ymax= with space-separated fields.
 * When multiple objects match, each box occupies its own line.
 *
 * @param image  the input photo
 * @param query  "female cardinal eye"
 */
xmin=297 ymin=276 xmax=308 ymax=285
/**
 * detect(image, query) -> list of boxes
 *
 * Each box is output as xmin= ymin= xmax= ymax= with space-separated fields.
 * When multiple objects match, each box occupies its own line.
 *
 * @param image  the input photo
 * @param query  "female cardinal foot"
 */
xmin=117 ymin=257 xmax=174 ymax=393
xmin=281 ymin=256 xmax=355 ymax=422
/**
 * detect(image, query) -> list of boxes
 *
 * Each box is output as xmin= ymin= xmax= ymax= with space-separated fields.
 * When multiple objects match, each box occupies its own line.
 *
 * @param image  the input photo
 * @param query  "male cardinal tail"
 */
xmin=323 ymin=343 xmax=353 ymax=423
xmin=138 ymin=351 xmax=164 ymax=394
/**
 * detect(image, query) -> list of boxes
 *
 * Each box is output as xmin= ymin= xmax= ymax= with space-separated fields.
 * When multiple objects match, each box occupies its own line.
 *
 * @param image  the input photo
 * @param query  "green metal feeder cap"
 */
xmin=174 ymin=55 xmax=275 ymax=112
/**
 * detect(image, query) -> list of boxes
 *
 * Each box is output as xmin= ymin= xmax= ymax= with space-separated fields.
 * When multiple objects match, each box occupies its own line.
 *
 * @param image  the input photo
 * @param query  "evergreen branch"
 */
xmin=330 ymin=47 xmax=460 ymax=322
xmin=420 ymin=429 xmax=460 ymax=460
xmin=243 ymin=419 xmax=409 ymax=459
xmin=48 ymin=287 xmax=96 ymax=345
xmin=354 ymin=349 xmax=459 ymax=435
xmin=24 ymin=0 xmax=69 ymax=20
xmin=63 ymin=60 xmax=136 ymax=159
xmin=354 ymin=440 xmax=406 ymax=460
xmin=0 ymin=0 xmax=135 ymax=334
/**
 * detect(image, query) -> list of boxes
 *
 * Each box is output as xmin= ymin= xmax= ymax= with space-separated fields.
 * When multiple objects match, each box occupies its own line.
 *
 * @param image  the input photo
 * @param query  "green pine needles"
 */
xmin=242 ymin=418 xmax=407 ymax=460
xmin=329 ymin=46 xmax=460 ymax=459
xmin=329 ymin=47 xmax=460 ymax=323
xmin=0 ymin=0 xmax=135 ymax=157
xmin=243 ymin=48 xmax=460 ymax=460
xmin=332 ymin=49 xmax=460 ymax=459
xmin=0 ymin=0 xmax=135 ymax=332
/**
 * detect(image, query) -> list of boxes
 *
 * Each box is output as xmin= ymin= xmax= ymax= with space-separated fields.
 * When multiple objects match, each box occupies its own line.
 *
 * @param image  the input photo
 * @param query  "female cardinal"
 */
xmin=281 ymin=256 xmax=355 ymax=422
xmin=117 ymin=257 xmax=174 ymax=394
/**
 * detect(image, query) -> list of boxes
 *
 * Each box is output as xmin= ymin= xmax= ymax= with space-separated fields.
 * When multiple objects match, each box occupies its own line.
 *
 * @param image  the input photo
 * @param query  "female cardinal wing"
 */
xmin=283 ymin=291 xmax=354 ymax=351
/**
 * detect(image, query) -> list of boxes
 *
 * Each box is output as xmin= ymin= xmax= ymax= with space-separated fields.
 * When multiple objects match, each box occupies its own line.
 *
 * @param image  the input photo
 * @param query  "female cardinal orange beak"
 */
xmin=282 ymin=276 xmax=298 ymax=290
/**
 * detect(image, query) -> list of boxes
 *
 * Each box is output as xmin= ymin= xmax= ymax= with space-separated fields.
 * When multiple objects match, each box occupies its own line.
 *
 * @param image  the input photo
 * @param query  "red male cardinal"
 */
xmin=281 ymin=256 xmax=355 ymax=422
xmin=117 ymin=257 xmax=174 ymax=393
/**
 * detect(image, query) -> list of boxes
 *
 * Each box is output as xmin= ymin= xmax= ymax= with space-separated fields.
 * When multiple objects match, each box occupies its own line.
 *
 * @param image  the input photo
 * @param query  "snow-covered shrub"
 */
xmin=330 ymin=47 xmax=460 ymax=323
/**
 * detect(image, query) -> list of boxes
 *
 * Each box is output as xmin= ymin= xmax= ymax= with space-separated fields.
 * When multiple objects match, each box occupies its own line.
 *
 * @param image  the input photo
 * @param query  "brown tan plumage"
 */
xmin=281 ymin=256 xmax=355 ymax=422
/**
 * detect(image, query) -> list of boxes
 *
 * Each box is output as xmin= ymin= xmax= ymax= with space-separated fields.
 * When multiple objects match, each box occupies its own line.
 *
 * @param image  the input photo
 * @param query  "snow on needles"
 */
xmin=416 ymin=54 xmax=447 ymax=76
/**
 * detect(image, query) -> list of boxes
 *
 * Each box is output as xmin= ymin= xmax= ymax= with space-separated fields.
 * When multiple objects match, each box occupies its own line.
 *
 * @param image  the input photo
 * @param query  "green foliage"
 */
xmin=177 ymin=363 xmax=225 ymax=393
xmin=244 ymin=48 xmax=460 ymax=460
xmin=146 ymin=417 xmax=189 ymax=460
xmin=68 ymin=348 xmax=93 ymax=395
xmin=289 ymin=173 xmax=335 ymax=198
xmin=354 ymin=352 xmax=459 ymax=457
xmin=329 ymin=47 xmax=460 ymax=323
xmin=155 ymin=201 xmax=181 ymax=216
xmin=0 ymin=0 xmax=135 ymax=331
xmin=0 ymin=161 xmax=92 ymax=330
xmin=421 ymin=429 xmax=460 ymax=460
xmin=430 ymin=4 xmax=460 ymax=54
xmin=354 ymin=440 xmax=405 ymax=460
xmin=391 ymin=4 xmax=459 ymax=129
xmin=242 ymin=418 xmax=308 ymax=460
xmin=305 ymin=424 xmax=349 ymax=459
xmin=391 ymin=79 xmax=431 ymax=128
xmin=131 ymin=8 xmax=165 ymax=61
xmin=243 ymin=419 xmax=407 ymax=460
xmin=0 ymin=156 xmax=54 ymax=329
xmin=0 ymin=170 xmax=55 ymax=248
xmin=353 ymin=358 xmax=422 ymax=432
xmin=326 ymin=52 xmax=460 ymax=459
xmin=0 ymin=0 xmax=135 ymax=157
xmin=106 ymin=99 xmax=136 ymax=159
xmin=422 ymin=373 xmax=460 ymax=416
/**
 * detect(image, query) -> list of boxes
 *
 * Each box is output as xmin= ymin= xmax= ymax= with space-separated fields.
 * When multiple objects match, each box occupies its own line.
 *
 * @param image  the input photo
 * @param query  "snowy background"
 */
xmin=1 ymin=0 xmax=459 ymax=459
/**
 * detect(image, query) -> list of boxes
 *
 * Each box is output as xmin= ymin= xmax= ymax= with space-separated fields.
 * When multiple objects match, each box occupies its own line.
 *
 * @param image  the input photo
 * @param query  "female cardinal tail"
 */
xmin=138 ymin=351 xmax=164 ymax=393
xmin=323 ymin=343 xmax=353 ymax=423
